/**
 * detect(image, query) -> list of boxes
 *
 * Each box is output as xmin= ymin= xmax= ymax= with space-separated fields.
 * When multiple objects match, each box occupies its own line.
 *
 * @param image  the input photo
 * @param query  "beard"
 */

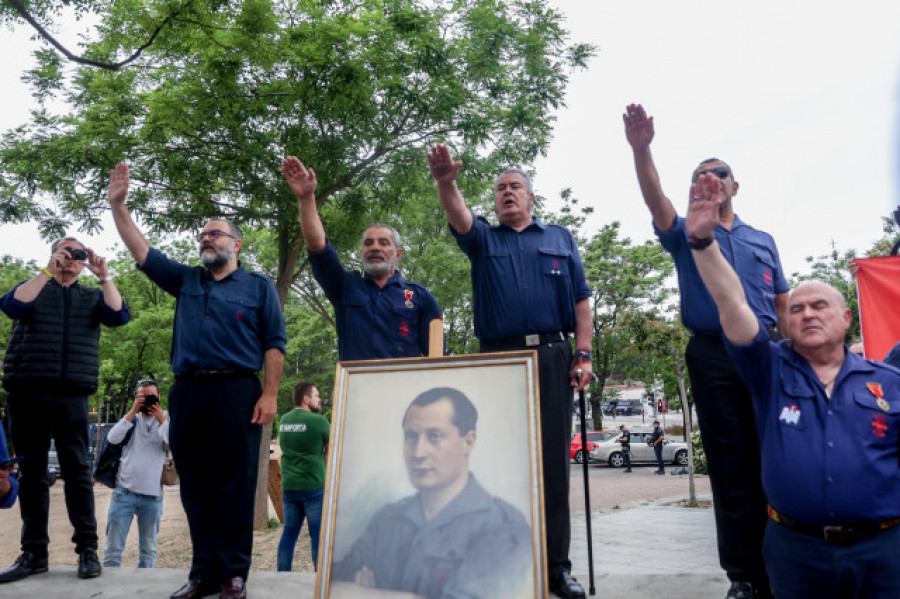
xmin=363 ymin=251 xmax=396 ymax=277
xmin=200 ymin=244 xmax=234 ymax=269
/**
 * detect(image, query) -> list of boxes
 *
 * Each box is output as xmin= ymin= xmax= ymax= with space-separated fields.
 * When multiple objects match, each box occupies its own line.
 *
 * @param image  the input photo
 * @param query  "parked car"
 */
xmin=602 ymin=399 xmax=645 ymax=416
xmin=590 ymin=429 xmax=689 ymax=468
xmin=570 ymin=431 xmax=616 ymax=463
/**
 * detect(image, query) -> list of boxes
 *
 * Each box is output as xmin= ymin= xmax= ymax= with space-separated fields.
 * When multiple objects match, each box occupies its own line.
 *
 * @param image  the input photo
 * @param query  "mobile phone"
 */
xmin=0 ymin=456 xmax=24 ymax=470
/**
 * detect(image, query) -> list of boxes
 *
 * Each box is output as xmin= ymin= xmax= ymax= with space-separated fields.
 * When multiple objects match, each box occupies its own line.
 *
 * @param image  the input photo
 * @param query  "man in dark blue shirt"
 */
xmin=428 ymin=144 xmax=593 ymax=599
xmin=282 ymin=156 xmax=441 ymax=361
xmin=687 ymin=171 xmax=900 ymax=599
xmin=108 ymin=163 xmax=287 ymax=599
xmin=0 ymin=237 xmax=128 ymax=584
xmin=625 ymin=104 xmax=787 ymax=599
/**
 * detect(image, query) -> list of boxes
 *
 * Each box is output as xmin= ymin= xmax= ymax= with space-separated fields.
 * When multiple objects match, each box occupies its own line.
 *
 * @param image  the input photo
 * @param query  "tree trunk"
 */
xmin=676 ymin=367 xmax=696 ymax=504
xmin=253 ymin=427 xmax=272 ymax=529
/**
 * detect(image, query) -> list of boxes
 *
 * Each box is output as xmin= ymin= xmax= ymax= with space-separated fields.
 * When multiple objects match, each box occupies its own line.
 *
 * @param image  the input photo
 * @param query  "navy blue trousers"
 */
xmin=168 ymin=375 xmax=262 ymax=583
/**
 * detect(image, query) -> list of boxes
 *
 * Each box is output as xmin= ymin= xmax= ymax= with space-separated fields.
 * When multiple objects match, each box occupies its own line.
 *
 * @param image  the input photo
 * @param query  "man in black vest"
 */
xmin=0 ymin=237 xmax=129 ymax=583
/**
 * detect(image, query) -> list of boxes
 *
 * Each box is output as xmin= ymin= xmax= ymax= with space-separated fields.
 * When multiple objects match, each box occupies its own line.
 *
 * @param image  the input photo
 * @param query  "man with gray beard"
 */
xmin=283 ymin=156 xmax=441 ymax=360
xmin=108 ymin=163 xmax=286 ymax=599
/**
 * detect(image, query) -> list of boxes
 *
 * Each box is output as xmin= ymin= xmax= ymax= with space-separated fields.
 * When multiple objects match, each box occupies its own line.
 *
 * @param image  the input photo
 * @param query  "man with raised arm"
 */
xmin=428 ymin=144 xmax=592 ymax=599
xmin=282 ymin=156 xmax=440 ymax=361
xmin=107 ymin=163 xmax=286 ymax=599
xmin=624 ymin=103 xmax=788 ymax=599
xmin=687 ymin=172 xmax=900 ymax=599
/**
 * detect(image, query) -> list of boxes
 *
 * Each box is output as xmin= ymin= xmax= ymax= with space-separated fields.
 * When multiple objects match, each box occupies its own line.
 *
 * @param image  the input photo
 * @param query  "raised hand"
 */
xmin=427 ymin=144 xmax=462 ymax=184
xmin=686 ymin=173 xmax=724 ymax=241
xmin=623 ymin=103 xmax=655 ymax=150
xmin=282 ymin=156 xmax=317 ymax=202
xmin=108 ymin=162 xmax=130 ymax=206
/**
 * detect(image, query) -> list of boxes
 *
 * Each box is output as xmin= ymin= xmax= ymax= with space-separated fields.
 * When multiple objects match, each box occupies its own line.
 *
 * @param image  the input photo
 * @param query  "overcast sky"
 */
xmin=1 ymin=1 xmax=899 ymax=277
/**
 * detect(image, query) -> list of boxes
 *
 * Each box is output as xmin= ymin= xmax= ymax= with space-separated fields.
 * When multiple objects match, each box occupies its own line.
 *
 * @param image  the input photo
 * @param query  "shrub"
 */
xmin=691 ymin=429 xmax=708 ymax=474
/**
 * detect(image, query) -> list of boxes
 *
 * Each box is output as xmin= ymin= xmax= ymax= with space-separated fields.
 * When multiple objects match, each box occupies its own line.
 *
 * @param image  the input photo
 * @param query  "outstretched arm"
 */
xmin=623 ymin=104 xmax=678 ymax=232
xmin=686 ymin=174 xmax=760 ymax=345
xmin=427 ymin=144 xmax=473 ymax=235
xmin=282 ymin=156 xmax=326 ymax=253
xmin=107 ymin=163 xmax=151 ymax=266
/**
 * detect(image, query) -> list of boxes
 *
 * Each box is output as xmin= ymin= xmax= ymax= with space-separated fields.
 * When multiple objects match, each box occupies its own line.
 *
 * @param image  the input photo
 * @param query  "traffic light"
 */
xmin=657 ymin=399 xmax=664 ymax=413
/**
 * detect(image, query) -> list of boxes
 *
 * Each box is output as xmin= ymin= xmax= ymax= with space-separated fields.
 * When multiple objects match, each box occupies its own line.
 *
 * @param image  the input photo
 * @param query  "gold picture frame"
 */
xmin=316 ymin=351 xmax=547 ymax=598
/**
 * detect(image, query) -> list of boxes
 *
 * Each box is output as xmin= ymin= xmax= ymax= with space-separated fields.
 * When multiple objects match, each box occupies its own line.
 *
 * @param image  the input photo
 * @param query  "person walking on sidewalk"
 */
xmin=650 ymin=421 xmax=665 ymax=475
xmin=102 ymin=379 xmax=170 ymax=569
xmin=277 ymin=382 xmax=329 ymax=572
xmin=616 ymin=425 xmax=632 ymax=472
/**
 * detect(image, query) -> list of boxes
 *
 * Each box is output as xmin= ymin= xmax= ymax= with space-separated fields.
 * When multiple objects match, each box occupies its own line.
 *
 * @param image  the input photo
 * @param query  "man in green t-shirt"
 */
xmin=277 ymin=382 xmax=330 ymax=571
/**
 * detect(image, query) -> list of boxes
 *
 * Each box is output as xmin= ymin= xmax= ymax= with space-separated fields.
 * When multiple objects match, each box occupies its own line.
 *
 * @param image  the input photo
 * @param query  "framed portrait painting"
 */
xmin=316 ymin=351 xmax=547 ymax=599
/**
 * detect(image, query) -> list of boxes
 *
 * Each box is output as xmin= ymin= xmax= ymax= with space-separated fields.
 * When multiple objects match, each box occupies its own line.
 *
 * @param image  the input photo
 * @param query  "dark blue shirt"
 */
xmin=657 ymin=215 xmax=788 ymax=331
xmin=0 ymin=424 xmax=18 ymax=509
xmin=451 ymin=214 xmax=591 ymax=341
xmin=0 ymin=282 xmax=129 ymax=327
xmin=727 ymin=325 xmax=900 ymax=525
xmin=309 ymin=240 xmax=441 ymax=361
xmin=139 ymin=247 xmax=286 ymax=374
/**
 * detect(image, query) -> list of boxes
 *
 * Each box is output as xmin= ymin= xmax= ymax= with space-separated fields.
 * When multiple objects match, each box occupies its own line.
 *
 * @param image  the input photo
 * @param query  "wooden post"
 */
xmin=428 ymin=318 xmax=444 ymax=357
xmin=268 ymin=457 xmax=285 ymax=523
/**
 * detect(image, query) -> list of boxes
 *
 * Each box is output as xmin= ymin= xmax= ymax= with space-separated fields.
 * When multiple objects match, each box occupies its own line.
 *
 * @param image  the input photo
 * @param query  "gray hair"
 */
xmin=361 ymin=224 xmax=402 ymax=249
xmin=494 ymin=168 xmax=534 ymax=194
xmin=51 ymin=237 xmax=85 ymax=253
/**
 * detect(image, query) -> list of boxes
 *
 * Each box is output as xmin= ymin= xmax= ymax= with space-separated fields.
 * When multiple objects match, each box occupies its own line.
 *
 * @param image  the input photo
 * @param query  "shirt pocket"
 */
xmin=777 ymin=378 xmax=815 ymax=431
xmin=538 ymin=247 xmax=572 ymax=280
xmin=225 ymin=294 xmax=260 ymax=331
xmin=852 ymin=390 xmax=900 ymax=448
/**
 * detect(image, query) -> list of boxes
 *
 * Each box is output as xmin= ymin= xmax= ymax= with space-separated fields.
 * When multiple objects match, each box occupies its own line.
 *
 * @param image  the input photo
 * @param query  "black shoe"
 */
xmin=549 ymin=571 xmax=586 ymax=598
xmin=725 ymin=581 xmax=754 ymax=599
xmin=624 ymin=469 xmax=632 ymax=472
xmin=77 ymin=548 xmax=101 ymax=579
xmin=0 ymin=551 xmax=49 ymax=583
xmin=656 ymin=470 xmax=665 ymax=475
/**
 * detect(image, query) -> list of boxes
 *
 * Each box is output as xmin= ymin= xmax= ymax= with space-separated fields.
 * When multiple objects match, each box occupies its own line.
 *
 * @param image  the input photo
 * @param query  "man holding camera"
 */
xmin=102 ymin=379 xmax=170 ymax=569
xmin=0 ymin=237 xmax=129 ymax=583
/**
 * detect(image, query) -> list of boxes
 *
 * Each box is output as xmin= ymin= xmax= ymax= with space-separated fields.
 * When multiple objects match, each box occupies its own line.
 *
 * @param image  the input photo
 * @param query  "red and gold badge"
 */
xmin=404 ymin=289 xmax=414 ymax=308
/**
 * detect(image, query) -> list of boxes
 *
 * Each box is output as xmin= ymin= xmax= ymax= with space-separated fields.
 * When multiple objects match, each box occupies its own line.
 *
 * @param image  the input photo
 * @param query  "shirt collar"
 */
xmin=363 ymin=269 xmax=403 ymax=287
xmin=492 ymin=216 xmax=547 ymax=232
xmin=202 ymin=261 xmax=247 ymax=282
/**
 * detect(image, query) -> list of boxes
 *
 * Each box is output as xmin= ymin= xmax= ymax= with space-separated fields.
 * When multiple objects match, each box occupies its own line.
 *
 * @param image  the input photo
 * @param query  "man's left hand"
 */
xmin=569 ymin=350 xmax=594 ymax=392
xmin=84 ymin=249 xmax=110 ymax=280
xmin=251 ymin=394 xmax=277 ymax=425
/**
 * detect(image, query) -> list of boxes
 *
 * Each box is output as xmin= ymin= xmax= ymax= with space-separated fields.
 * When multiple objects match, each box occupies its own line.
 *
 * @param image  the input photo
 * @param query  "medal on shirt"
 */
xmin=867 ymin=383 xmax=890 ymax=411
xmin=404 ymin=289 xmax=414 ymax=309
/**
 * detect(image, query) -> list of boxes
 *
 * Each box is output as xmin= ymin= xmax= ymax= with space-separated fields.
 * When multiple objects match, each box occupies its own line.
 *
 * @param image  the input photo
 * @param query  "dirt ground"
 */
xmin=0 ymin=482 xmax=317 ymax=573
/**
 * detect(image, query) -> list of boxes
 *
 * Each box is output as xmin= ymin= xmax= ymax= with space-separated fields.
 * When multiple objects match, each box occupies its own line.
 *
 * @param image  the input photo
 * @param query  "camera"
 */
xmin=140 ymin=394 xmax=160 ymax=414
xmin=65 ymin=247 xmax=88 ymax=261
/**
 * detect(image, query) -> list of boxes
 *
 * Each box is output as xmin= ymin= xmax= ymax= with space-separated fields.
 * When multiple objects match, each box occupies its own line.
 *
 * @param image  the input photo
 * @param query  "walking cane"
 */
xmin=575 ymin=370 xmax=596 ymax=595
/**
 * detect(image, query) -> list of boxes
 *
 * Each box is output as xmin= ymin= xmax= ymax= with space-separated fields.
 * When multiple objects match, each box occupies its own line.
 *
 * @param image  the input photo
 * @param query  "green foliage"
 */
xmin=690 ymin=429 xmax=708 ymax=475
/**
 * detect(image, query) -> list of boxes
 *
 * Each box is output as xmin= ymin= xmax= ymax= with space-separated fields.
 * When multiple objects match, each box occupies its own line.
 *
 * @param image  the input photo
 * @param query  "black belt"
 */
xmin=690 ymin=325 xmax=780 ymax=342
xmin=768 ymin=505 xmax=900 ymax=545
xmin=175 ymin=369 xmax=256 ymax=381
xmin=480 ymin=331 xmax=567 ymax=351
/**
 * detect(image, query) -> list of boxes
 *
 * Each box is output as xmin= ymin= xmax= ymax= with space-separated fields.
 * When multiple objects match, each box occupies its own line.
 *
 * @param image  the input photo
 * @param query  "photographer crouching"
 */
xmin=102 ymin=379 xmax=170 ymax=568
xmin=1 ymin=237 xmax=129 ymax=583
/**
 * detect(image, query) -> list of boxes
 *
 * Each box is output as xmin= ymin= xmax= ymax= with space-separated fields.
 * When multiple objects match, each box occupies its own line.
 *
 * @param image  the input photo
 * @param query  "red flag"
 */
xmin=854 ymin=256 xmax=900 ymax=360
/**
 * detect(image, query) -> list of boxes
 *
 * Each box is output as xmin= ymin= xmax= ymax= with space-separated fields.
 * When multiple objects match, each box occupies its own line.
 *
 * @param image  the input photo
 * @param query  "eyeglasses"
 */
xmin=196 ymin=230 xmax=237 ymax=242
xmin=692 ymin=166 xmax=731 ymax=182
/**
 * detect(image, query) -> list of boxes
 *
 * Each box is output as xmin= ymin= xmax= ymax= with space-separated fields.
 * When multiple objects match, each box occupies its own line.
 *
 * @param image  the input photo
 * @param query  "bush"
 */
xmin=691 ymin=430 xmax=708 ymax=474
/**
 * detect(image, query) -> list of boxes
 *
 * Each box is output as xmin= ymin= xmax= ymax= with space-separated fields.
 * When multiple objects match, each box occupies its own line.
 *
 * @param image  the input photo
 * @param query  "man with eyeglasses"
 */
xmin=102 ymin=378 xmax=169 ymax=569
xmin=282 ymin=156 xmax=441 ymax=361
xmin=107 ymin=163 xmax=287 ymax=599
xmin=0 ymin=237 xmax=129 ymax=583
xmin=624 ymin=104 xmax=789 ymax=599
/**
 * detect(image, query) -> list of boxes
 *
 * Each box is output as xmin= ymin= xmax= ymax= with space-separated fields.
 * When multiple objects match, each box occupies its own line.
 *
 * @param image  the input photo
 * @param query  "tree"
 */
xmin=581 ymin=222 xmax=674 ymax=429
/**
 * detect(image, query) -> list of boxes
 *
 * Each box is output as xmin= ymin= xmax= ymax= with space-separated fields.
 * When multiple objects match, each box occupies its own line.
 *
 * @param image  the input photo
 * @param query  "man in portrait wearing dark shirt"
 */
xmin=331 ymin=387 xmax=532 ymax=599
xmin=687 ymin=171 xmax=900 ymax=599
xmin=108 ymin=163 xmax=286 ymax=599
xmin=282 ymin=156 xmax=441 ymax=361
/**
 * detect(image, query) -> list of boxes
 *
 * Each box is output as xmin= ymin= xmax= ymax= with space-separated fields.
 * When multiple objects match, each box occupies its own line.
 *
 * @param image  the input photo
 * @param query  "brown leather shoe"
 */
xmin=220 ymin=576 xmax=247 ymax=599
xmin=170 ymin=579 xmax=218 ymax=599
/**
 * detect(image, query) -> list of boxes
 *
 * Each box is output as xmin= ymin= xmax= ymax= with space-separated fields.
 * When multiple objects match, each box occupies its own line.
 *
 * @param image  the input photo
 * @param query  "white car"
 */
xmin=590 ymin=429 xmax=689 ymax=468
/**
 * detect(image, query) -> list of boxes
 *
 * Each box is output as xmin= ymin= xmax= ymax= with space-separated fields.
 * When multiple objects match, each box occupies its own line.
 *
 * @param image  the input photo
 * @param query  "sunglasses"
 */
xmin=196 ymin=230 xmax=237 ymax=242
xmin=692 ymin=166 xmax=731 ymax=182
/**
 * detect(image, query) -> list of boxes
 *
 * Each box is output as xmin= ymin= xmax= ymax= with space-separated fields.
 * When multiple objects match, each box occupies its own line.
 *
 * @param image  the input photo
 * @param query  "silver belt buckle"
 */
xmin=525 ymin=334 xmax=540 ymax=347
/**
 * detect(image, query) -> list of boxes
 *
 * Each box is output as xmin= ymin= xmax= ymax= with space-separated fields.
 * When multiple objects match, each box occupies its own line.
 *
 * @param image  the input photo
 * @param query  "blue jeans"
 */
xmin=763 ymin=519 xmax=900 ymax=598
xmin=103 ymin=486 xmax=164 ymax=568
xmin=277 ymin=488 xmax=324 ymax=571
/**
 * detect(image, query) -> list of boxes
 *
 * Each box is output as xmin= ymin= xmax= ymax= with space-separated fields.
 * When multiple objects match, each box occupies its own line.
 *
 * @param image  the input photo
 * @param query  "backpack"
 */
xmin=92 ymin=421 xmax=136 ymax=488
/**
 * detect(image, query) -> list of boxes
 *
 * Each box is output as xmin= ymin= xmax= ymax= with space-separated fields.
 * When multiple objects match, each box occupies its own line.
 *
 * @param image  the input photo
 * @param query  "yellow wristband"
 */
xmin=40 ymin=268 xmax=53 ymax=279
